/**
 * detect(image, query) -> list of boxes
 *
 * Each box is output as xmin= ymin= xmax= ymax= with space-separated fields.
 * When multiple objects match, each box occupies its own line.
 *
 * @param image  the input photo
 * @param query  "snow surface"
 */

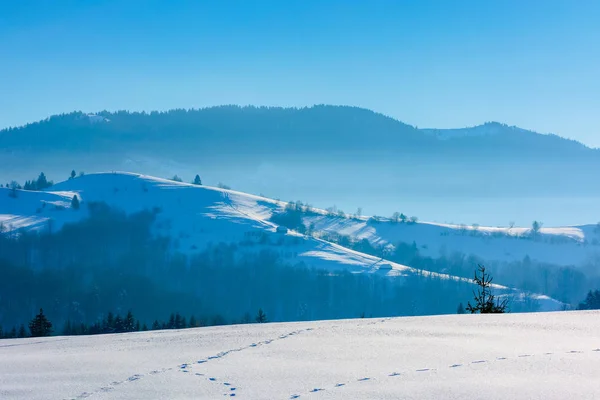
xmin=0 ymin=172 xmax=566 ymax=311
xmin=303 ymin=214 xmax=600 ymax=267
xmin=2 ymin=311 xmax=599 ymax=399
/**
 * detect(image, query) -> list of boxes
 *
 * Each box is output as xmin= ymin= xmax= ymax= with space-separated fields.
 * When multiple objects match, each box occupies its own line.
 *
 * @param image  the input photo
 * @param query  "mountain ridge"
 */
xmin=1 ymin=105 xmax=594 ymax=151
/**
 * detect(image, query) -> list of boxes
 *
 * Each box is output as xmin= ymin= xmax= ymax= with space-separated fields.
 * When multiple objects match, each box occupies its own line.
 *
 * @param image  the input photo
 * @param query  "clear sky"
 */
xmin=1 ymin=0 xmax=599 ymax=146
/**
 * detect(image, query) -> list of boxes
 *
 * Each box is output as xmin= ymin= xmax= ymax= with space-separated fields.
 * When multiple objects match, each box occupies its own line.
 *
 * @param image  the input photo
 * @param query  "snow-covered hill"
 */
xmin=0 ymin=172 xmax=563 ymax=311
xmin=1 ymin=172 xmax=414 ymax=276
xmin=303 ymin=213 xmax=600 ymax=267
xmin=2 ymin=311 xmax=599 ymax=400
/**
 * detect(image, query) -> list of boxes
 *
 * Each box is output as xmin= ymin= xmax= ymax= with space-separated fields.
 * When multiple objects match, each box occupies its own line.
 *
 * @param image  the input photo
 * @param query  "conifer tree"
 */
xmin=255 ymin=308 xmax=268 ymax=323
xmin=18 ymin=324 xmax=27 ymax=338
xmin=114 ymin=315 xmax=124 ymax=333
xmin=70 ymin=170 xmax=76 ymax=179
xmin=123 ymin=311 xmax=135 ymax=332
xmin=29 ymin=308 xmax=53 ymax=337
xmin=152 ymin=320 xmax=160 ymax=330
xmin=63 ymin=320 xmax=73 ymax=335
xmin=71 ymin=195 xmax=80 ymax=210
xmin=36 ymin=172 xmax=51 ymax=190
xmin=578 ymin=290 xmax=600 ymax=310
xmin=106 ymin=312 xmax=115 ymax=333
xmin=466 ymin=265 xmax=508 ymax=314
xmin=193 ymin=174 xmax=202 ymax=185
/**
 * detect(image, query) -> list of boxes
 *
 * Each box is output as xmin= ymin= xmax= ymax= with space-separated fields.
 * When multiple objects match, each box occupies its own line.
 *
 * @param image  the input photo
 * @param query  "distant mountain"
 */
xmin=0 ymin=106 xmax=594 ymax=158
xmin=1 ymin=106 xmax=598 ymax=224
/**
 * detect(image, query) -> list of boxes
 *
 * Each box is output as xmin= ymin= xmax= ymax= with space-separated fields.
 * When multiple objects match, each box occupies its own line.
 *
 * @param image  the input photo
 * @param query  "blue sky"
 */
xmin=1 ymin=0 xmax=599 ymax=145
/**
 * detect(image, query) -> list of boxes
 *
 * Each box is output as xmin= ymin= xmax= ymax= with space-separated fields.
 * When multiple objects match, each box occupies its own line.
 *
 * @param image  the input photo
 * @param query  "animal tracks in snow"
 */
xmin=71 ymin=327 xmax=315 ymax=400
xmin=289 ymin=347 xmax=600 ymax=398
xmin=177 ymin=327 xmax=315 ymax=397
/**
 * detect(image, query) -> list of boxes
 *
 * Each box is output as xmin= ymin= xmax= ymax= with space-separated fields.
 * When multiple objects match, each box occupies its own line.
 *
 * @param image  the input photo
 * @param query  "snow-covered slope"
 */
xmin=0 ymin=172 xmax=562 ymax=310
xmin=0 ymin=172 xmax=410 ymax=275
xmin=303 ymin=213 xmax=600 ymax=267
xmin=2 ymin=311 xmax=600 ymax=400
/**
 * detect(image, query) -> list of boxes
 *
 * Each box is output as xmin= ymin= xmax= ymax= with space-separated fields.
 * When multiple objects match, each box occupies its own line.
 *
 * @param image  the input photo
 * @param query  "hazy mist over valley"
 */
xmin=2 ymin=106 xmax=598 ymax=226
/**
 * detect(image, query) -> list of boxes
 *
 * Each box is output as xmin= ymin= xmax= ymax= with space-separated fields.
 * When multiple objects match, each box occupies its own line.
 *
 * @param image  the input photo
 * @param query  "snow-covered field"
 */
xmin=2 ymin=311 xmax=599 ymax=399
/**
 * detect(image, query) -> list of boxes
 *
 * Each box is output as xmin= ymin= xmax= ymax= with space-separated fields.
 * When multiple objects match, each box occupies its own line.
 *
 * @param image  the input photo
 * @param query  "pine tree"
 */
xmin=189 ymin=315 xmax=197 ymax=328
xmin=63 ymin=320 xmax=73 ymax=335
xmin=105 ymin=312 xmax=115 ymax=333
xmin=123 ymin=311 xmax=135 ymax=332
xmin=168 ymin=313 xmax=176 ymax=329
xmin=142 ymin=323 xmax=148 ymax=331
xmin=9 ymin=326 xmax=17 ymax=338
xmin=36 ymin=172 xmax=50 ymax=190
xmin=70 ymin=170 xmax=76 ymax=179
xmin=466 ymin=265 xmax=508 ymax=314
xmin=71 ymin=195 xmax=80 ymax=210
xmin=578 ymin=290 xmax=600 ymax=310
xmin=18 ymin=324 xmax=27 ymax=338
xmin=9 ymin=181 xmax=18 ymax=198
xmin=457 ymin=302 xmax=466 ymax=314
xmin=29 ymin=308 xmax=53 ymax=337
xmin=174 ymin=313 xmax=186 ymax=329
xmin=152 ymin=320 xmax=160 ymax=330
xmin=114 ymin=315 xmax=124 ymax=333
xmin=255 ymin=308 xmax=268 ymax=323
xmin=135 ymin=320 xmax=141 ymax=332
xmin=193 ymin=174 xmax=202 ymax=185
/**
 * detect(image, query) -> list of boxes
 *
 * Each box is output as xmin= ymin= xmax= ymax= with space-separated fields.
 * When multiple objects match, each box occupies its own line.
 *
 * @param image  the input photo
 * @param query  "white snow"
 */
xmin=2 ymin=311 xmax=599 ymax=399
xmin=303 ymin=214 xmax=600 ymax=267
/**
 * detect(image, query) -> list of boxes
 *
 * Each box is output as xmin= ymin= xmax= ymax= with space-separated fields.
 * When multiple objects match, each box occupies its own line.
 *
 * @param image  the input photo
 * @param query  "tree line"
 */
xmin=0 ymin=307 xmax=269 ymax=339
